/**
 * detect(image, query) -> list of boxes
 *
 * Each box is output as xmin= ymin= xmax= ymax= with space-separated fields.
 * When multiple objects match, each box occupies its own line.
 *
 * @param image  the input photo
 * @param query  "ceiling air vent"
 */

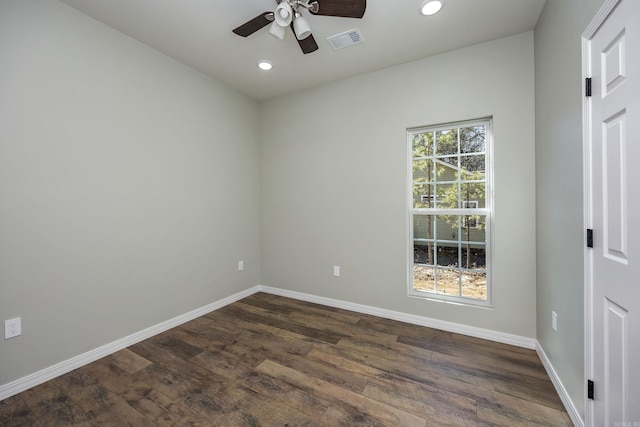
xmin=326 ymin=29 xmax=364 ymax=50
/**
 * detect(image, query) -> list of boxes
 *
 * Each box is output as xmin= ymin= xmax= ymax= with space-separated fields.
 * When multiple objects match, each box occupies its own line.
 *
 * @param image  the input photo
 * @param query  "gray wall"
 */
xmin=1 ymin=2 xmax=605 ymax=420
xmin=261 ymin=32 xmax=537 ymax=338
xmin=0 ymin=0 xmax=260 ymax=386
xmin=534 ymin=0 xmax=605 ymax=419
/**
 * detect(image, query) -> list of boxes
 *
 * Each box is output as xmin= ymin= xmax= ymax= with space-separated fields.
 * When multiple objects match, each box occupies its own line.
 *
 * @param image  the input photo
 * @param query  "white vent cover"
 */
xmin=326 ymin=29 xmax=364 ymax=50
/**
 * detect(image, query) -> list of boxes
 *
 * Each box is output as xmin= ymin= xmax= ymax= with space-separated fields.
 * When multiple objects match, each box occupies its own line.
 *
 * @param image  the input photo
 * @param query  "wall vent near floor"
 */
xmin=326 ymin=29 xmax=364 ymax=50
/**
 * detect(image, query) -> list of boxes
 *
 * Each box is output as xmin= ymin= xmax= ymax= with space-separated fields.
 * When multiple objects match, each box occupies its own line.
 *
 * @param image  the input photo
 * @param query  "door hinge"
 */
xmin=586 ymin=78 xmax=592 ymax=97
xmin=588 ymin=379 xmax=594 ymax=400
xmin=587 ymin=229 xmax=594 ymax=248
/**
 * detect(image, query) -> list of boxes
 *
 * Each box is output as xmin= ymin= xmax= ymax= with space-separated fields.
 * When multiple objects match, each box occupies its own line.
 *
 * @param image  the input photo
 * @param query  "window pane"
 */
xmin=435 ymin=214 xmax=459 ymax=240
xmin=413 ymin=185 xmax=437 ymax=208
xmin=461 ymin=154 xmax=485 ymax=174
xmin=413 ymin=159 xmax=435 ymax=183
xmin=461 ymin=215 xmax=486 ymax=241
xmin=413 ymin=266 xmax=435 ymax=293
xmin=435 ymin=268 xmax=461 ymax=296
xmin=436 ymin=183 xmax=458 ymax=208
xmin=413 ymin=215 xmax=434 ymax=245
xmin=459 ymin=181 xmax=485 ymax=207
xmin=435 ymin=129 xmax=458 ymax=156
xmin=461 ymin=246 xmax=486 ymax=271
xmin=436 ymin=244 xmax=459 ymax=268
xmin=436 ymin=157 xmax=458 ymax=180
xmin=460 ymin=126 xmax=485 ymax=154
xmin=412 ymin=133 xmax=434 ymax=157
xmin=461 ymin=271 xmax=486 ymax=300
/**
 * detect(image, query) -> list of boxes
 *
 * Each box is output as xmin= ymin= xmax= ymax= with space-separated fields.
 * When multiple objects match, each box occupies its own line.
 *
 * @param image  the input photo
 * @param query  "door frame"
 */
xmin=582 ymin=1 xmax=622 ymax=425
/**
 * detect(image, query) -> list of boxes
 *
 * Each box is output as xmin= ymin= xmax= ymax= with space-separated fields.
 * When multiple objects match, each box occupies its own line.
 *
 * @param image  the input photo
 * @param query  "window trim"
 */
xmin=407 ymin=118 xmax=494 ymax=308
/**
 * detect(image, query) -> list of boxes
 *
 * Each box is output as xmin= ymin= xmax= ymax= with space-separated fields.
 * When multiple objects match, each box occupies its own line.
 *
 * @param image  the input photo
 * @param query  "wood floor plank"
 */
xmin=220 ymin=303 xmax=348 ymax=344
xmin=256 ymin=359 xmax=428 ymax=427
xmin=232 ymin=329 xmax=315 ymax=361
xmin=287 ymin=310 xmax=399 ymax=345
xmin=307 ymin=347 xmax=483 ymax=424
xmin=430 ymin=346 xmax=551 ymax=381
xmin=0 ymin=293 xmax=572 ymax=426
xmin=476 ymin=398 xmax=572 ymax=427
xmin=0 ymin=394 xmax=37 ymax=426
xmin=192 ymin=348 xmax=331 ymax=421
xmin=206 ymin=309 xmax=324 ymax=346
xmin=261 ymin=348 xmax=370 ymax=394
xmin=364 ymin=382 xmax=492 ymax=427
xmin=107 ymin=348 xmax=153 ymax=375
xmin=357 ymin=315 xmax=451 ymax=342
xmin=404 ymin=333 xmax=543 ymax=368
xmin=118 ymin=386 xmax=202 ymax=427
xmin=248 ymin=293 xmax=362 ymax=324
xmin=428 ymin=350 xmax=562 ymax=410
xmin=215 ymin=383 xmax=323 ymax=426
xmin=336 ymin=338 xmax=496 ymax=390
xmin=160 ymin=324 xmax=232 ymax=355
xmin=320 ymin=404 xmax=394 ymax=427
xmin=18 ymin=380 xmax=91 ymax=425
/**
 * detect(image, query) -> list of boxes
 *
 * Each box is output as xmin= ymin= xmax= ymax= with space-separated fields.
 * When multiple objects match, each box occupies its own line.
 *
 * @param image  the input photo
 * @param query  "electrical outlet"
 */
xmin=333 ymin=266 xmax=340 ymax=277
xmin=238 ymin=260 xmax=244 ymax=271
xmin=552 ymin=311 xmax=558 ymax=332
xmin=5 ymin=317 xmax=22 ymax=339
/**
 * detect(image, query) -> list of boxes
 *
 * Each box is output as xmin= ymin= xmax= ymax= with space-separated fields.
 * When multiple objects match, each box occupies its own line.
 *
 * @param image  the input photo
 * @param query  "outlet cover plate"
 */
xmin=5 ymin=317 xmax=22 ymax=339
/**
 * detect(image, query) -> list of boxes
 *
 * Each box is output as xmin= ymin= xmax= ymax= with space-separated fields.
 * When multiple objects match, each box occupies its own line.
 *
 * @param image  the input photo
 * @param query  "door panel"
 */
xmin=602 ymin=30 xmax=626 ymax=95
xmin=602 ymin=111 xmax=627 ymax=262
xmin=586 ymin=0 xmax=640 ymax=425
xmin=603 ymin=298 xmax=628 ymax=422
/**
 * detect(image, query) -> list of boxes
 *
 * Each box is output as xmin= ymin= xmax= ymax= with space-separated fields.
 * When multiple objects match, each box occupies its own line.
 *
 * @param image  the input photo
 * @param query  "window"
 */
xmin=408 ymin=119 xmax=492 ymax=305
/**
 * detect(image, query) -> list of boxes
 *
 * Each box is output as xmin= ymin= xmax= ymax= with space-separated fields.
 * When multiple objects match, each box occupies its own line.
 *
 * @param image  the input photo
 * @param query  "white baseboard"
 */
xmin=257 ymin=285 xmax=536 ymax=349
xmin=0 ymin=283 xmax=549 ymax=404
xmin=536 ymin=341 xmax=584 ymax=427
xmin=0 ymin=286 xmax=259 ymax=401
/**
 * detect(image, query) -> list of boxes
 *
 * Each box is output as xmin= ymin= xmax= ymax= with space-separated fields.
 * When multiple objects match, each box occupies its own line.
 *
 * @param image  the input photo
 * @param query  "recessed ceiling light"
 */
xmin=257 ymin=60 xmax=273 ymax=71
xmin=420 ymin=0 xmax=443 ymax=16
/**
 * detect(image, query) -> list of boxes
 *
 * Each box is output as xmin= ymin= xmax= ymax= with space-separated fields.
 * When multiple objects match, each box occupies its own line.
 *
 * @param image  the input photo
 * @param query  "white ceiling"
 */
xmin=58 ymin=0 xmax=546 ymax=101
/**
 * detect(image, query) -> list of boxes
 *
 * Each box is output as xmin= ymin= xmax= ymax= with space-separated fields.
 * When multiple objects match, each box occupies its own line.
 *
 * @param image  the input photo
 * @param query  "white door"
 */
xmin=585 ymin=0 xmax=640 ymax=425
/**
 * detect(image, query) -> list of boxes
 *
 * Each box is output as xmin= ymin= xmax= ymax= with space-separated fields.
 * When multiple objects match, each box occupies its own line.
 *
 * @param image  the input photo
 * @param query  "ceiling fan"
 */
xmin=232 ymin=0 xmax=366 ymax=54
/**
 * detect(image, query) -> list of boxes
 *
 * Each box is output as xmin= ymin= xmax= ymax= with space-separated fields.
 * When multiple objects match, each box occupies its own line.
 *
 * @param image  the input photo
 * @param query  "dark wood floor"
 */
xmin=0 ymin=292 xmax=572 ymax=426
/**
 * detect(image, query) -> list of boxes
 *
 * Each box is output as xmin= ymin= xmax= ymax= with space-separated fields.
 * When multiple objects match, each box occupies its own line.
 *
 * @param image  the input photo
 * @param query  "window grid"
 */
xmin=408 ymin=119 xmax=492 ymax=306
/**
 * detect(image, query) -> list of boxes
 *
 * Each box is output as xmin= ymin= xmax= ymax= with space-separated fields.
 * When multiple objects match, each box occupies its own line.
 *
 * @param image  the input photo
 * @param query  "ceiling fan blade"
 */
xmin=232 ymin=12 xmax=274 ymax=37
xmin=297 ymin=33 xmax=319 ymax=54
xmin=310 ymin=0 xmax=366 ymax=18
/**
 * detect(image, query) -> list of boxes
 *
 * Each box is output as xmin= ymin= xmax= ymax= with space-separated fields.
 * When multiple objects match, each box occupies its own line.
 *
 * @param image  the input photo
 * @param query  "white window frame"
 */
xmin=407 ymin=118 xmax=494 ymax=307
xmin=462 ymin=201 xmax=479 ymax=228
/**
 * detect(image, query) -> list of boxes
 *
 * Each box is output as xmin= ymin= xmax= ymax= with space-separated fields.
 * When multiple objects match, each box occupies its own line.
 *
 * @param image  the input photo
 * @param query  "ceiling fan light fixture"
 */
xmin=269 ymin=21 xmax=286 ymax=40
xmin=293 ymin=13 xmax=312 ymax=40
xmin=257 ymin=60 xmax=273 ymax=71
xmin=274 ymin=2 xmax=293 ymax=26
xmin=420 ymin=0 xmax=443 ymax=16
